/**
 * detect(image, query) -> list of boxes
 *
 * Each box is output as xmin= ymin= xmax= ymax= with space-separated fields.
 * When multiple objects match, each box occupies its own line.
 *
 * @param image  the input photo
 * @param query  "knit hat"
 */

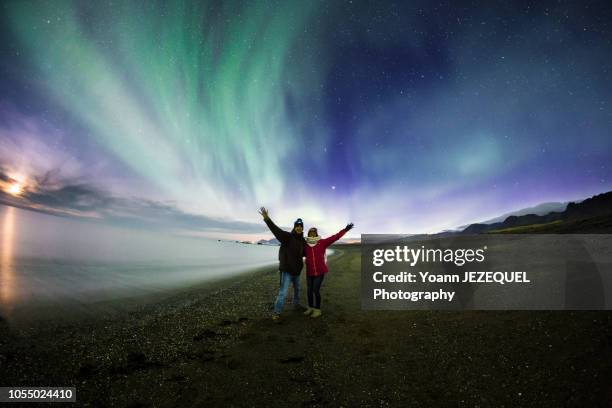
xmin=294 ymin=218 xmax=304 ymax=227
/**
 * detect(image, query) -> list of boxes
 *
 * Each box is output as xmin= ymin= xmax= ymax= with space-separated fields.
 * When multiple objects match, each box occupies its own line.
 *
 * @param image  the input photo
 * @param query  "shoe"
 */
xmin=303 ymin=307 xmax=313 ymax=316
xmin=272 ymin=314 xmax=281 ymax=323
xmin=310 ymin=308 xmax=322 ymax=318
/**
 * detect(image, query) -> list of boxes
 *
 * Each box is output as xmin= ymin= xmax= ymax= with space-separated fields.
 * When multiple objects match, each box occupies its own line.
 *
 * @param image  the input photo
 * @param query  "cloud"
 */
xmin=0 ymin=166 xmax=267 ymax=234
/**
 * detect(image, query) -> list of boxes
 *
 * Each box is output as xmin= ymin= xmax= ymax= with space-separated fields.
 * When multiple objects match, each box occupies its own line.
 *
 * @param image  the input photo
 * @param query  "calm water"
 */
xmin=0 ymin=205 xmax=278 ymax=320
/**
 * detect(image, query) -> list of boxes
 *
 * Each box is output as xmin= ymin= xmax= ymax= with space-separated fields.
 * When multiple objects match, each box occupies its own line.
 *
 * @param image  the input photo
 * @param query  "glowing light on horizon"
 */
xmin=6 ymin=183 xmax=22 ymax=196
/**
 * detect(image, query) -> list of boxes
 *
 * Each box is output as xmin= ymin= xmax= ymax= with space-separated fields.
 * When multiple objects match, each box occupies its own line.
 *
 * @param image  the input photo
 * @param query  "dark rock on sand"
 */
xmin=126 ymin=401 xmax=150 ymax=408
xmin=279 ymin=356 xmax=304 ymax=364
xmin=78 ymin=361 xmax=101 ymax=378
xmin=111 ymin=351 xmax=164 ymax=375
xmin=192 ymin=329 xmax=218 ymax=341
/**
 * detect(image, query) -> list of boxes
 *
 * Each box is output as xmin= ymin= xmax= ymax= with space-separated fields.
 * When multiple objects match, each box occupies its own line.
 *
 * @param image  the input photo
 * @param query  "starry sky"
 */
xmin=0 ymin=0 xmax=611 ymax=239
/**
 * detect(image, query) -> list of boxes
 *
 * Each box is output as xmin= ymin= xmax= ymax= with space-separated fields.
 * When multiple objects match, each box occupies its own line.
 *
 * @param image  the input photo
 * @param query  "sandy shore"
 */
xmin=2 ymin=246 xmax=612 ymax=407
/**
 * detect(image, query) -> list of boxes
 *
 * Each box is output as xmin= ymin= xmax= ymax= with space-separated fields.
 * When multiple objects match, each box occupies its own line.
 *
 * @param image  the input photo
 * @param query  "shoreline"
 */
xmin=0 ymin=262 xmax=279 ymax=327
xmin=1 ymin=257 xmax=291 ymax=406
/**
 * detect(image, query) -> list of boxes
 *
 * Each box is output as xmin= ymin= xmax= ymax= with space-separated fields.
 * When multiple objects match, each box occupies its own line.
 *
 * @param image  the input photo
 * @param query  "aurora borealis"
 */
xmin=0 ymin=0 xmax=611 ymax=238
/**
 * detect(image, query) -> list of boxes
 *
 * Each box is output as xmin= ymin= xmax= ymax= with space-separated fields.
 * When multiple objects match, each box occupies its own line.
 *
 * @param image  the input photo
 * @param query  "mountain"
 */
xmin=256 ymin=238 xmax=280 ymax=246
xmin=564 ymin=191 xmax=612 ymax=220
xmin=471 ymin=201 xmax=570 ymax=226
xmin=461 ymin=190 xmax=612 ymax=234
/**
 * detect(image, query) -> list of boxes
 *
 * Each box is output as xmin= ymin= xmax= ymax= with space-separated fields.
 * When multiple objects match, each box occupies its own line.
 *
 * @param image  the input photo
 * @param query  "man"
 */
xmin=258 ymin=207 xmax=305 ymax=321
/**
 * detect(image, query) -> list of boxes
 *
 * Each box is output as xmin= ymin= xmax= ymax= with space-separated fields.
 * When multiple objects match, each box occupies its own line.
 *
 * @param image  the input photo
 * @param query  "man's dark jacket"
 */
xmin=264 ymin=217 xmax=305 ymax=276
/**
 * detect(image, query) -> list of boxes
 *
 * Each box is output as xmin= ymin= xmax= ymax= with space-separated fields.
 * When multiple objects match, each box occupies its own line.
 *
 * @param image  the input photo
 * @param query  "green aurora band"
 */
xmin=7 ymin=0 xmax=329 ymax=220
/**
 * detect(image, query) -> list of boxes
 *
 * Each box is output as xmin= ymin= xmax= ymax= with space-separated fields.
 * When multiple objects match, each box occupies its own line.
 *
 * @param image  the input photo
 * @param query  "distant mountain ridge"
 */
xmin=462 ymin=190 xmax=612 ymax=234
xmin=474 ymin=201 xmax=570 ymax=226
xmin=257 ymin=238 xmax=280 ymax=246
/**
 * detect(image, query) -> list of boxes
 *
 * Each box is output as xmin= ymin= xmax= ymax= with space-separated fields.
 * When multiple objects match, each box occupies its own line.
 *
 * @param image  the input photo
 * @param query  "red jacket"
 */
xmin=303 ymin=228 xmax=347 ymax=276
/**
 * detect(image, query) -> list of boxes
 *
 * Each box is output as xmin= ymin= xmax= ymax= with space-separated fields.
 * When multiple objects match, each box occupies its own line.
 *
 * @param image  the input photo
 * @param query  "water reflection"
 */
xmin=0 ymin=205 xmax=279 ymax=322
xmin=0 ymin=206 xmax=15 ymax=307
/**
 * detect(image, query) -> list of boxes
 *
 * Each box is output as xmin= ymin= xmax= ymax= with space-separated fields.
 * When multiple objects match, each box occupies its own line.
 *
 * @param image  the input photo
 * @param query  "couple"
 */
xmin=258 ymin=207 xmax=353 ymax=321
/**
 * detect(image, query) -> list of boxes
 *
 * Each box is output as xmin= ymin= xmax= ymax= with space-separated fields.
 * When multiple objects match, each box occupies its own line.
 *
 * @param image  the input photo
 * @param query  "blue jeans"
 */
xmin=274 ymin=271 xmax=300 ymax=314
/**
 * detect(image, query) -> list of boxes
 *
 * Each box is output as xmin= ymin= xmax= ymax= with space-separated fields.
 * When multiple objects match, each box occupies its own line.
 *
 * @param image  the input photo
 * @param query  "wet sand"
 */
xmin=1 ymin=246 xmax=612 ymax=407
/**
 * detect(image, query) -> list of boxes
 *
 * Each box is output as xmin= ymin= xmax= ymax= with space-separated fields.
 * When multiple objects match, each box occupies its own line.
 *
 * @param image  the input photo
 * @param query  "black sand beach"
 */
xmin=2 ymin=246 xmax=612 ymax=407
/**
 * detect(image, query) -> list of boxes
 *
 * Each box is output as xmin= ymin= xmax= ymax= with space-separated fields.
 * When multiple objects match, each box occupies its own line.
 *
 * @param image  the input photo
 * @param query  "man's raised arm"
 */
xmin=258 ymin=207 xmax=291 ymax=243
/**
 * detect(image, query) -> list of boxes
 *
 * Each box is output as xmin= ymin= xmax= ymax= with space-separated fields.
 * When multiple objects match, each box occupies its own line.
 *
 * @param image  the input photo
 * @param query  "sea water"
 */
xmin=0 ymin=205 xmax=278 ymax=320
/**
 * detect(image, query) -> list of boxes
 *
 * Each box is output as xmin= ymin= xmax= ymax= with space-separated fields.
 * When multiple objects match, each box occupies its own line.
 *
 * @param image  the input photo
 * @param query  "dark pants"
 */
xmin=307 ymin=275 xmax=325 ymax=309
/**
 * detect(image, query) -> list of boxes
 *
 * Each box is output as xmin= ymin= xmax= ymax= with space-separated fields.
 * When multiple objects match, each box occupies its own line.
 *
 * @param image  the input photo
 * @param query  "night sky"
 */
xmin=0 ymin=0 xmax=611 ymax=238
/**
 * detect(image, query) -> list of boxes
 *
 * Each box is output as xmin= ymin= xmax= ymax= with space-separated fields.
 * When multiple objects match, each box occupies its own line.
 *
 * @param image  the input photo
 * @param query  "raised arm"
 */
xmin=258 ymin=207 xmax=291 ymax=243
xmin=320 ymin=223 xmax=354 ymax=248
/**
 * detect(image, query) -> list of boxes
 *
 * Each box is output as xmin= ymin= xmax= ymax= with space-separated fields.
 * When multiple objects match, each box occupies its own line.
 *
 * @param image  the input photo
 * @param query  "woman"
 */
xmin=303 ymin=222 xmax=354 ymax=318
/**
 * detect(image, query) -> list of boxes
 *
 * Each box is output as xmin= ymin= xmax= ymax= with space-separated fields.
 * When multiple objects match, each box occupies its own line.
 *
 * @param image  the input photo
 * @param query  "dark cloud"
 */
xmin=0 ymin=167 xmax=267 ymax=234
xmin=23 ymin=184 xmax=114 ymax=212
xmin=105 ymin=198 xmax=268 ymax=233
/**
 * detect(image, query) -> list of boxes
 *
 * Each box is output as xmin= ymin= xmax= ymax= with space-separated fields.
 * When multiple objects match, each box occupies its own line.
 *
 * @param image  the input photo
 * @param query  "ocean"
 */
xmin=0 ymin=205 xmax=278 ymax=321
